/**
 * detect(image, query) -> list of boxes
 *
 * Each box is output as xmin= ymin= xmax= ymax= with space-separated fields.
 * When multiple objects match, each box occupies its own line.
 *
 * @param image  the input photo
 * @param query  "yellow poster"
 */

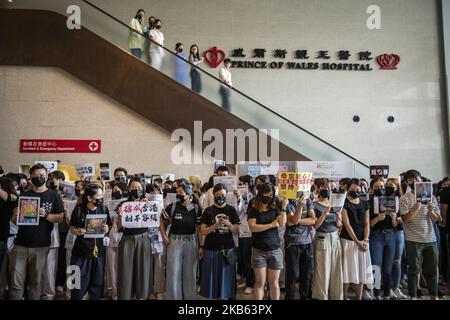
xmin=278 ymin=172 xmax=313 ymax=200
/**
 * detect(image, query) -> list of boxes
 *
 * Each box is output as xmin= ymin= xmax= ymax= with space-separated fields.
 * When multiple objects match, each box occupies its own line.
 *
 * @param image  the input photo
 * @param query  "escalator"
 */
xmin=0 ymin=0 xmax=369 ymax=176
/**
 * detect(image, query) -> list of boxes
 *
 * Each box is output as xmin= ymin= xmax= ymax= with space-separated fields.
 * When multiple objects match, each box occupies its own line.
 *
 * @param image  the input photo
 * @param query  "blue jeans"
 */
xmin=369 ymin=230 xmax=396 ymax=297
xmin=392 ymin=230 xmax=405 ymax=289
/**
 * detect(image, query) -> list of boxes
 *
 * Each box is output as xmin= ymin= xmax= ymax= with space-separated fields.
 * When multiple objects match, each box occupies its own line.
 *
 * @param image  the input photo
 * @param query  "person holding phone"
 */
xmin=69 ymin=183 xmax=111 ymax=300
xmin=199 ymin=183 xmax=239 ymax=300
xmin=311 ymin=178 xmax=343 ymax=300
xmin=400 ymin=170 xmax=441 ymax=299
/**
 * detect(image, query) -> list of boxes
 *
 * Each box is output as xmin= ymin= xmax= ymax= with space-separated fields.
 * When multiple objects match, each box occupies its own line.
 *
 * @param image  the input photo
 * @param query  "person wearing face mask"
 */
xmin=199 ymin=184 xmax=240 ymax=299
xmin=340 ymin=179 xmax=373 ymax=300
xmin=284 ymin=192 xmax=316 ymax=300
xmin=104 ymin=181 xmax=127 ymax=300
xmin=189 ymin=44 xmax=204 ymax=94
xmin=400 ymin=170 xmax=441 ymax=300
xmin=109 ymin=167 xmax=128 ymax=189
xmin=116 ymin=177 xmax=152 ymax=300
xmin=69 ymin=183 xmax=111 ymax=300
xmin=338 ymin=178 xmax=352 ymax=193
xmin=203 ymin=166 xmax=241 ymax=211
xmin=9 ymin=164 xmax=64 ymax=300
xmin=161 ymin=181 xmax=201 ymax=300
xmin=128 ymin=9 xmax=146 ymax=59
xmin=247 ymin=183 xmax=287 ymax=300
xmin=149 ymin=19 xmax=165 ymax=70
xmin=383 ymin=178 xmax=408 ymax=299
xmin=368 ymin=179 xmax=399 ymax=299
xmin=173 ymin=42 xmax=188 ymax=87
xmin=311 ymin=178 xmax=343 ymax=300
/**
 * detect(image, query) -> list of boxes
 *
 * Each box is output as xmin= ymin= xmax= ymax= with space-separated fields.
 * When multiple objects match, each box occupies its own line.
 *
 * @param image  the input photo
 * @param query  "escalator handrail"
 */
xmin=79 ymin=0 xmax=369 ymax=168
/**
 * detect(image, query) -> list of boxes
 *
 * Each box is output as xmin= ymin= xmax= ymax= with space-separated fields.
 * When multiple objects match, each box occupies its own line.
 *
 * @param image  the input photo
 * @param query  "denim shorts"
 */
xmin=251 ymin=247 xmax=283 ymax=270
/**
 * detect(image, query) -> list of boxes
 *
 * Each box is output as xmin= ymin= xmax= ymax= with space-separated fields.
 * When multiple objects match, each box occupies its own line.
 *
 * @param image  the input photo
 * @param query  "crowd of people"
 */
xmin=127 ymin=9 xmax=233 ymax=111
xmin=0 ymin=163 xmax=449 ymax=301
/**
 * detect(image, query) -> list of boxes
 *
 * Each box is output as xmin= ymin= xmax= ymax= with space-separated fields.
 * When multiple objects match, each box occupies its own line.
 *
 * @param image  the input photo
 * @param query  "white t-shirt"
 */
xmin=149 ymin=29 xmax=165 ymax=54
xmin=219 ymin=67 xmax=232 ymax=86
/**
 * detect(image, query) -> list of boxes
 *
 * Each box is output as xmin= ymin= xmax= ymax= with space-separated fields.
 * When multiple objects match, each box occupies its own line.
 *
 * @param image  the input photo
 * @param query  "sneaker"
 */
xmin=56 ymin=286 xmax=64 ymax=293
xmin=244 ymin=287 xmax=253 ymax=294
xmin=237 ymin=282 xmax=247 ymax=289
xmin=373 ymin=295 xmax=382 ymax=300
xmin=362 ymin=290 xmax=374 ymax=300
xmin=417 ymin=289 xmax=423 ymax=298
xmin=393 ymin=288 xmax=408 ymax=300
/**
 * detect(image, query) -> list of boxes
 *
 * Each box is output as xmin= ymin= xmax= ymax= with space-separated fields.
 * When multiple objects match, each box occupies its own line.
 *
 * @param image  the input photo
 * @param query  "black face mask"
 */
xmin=112 ymin=191 xmax=123 ymax=200
xmin=261 ymin=196 xmax=272 ymax=205
xmin=155 ymin=25 xmax=161 ymax=29
xmin=348 ymin=191 xmax=358 ymax=199
xmin=115 ymin=177 xmax=126 ymax=183
xmin=95 ymin=198 xmax=104 ymax=206
xmin=214 ymin=196 xmax=226 ymax=205
xmin=177 ymin=48 xmax=183 ymax=53
xmin=75 ymin=189 xmax=82 ymax=197
xmin=176 ymin=194 xmax=186 ymax=203
xmin=385 ymin=186 xmax=396 ymax=195
xmin=131 ymin=189 xmax=143 ymax=199
xmin=373 ymin=189 xmax=385 ymax=197
xmin=339 ymin=187 xmax=345 ymax=192
xmin=31 ymin=176 xmax=46 ymax=188
xmin=319 ymin=190 xmax=330 ymax=199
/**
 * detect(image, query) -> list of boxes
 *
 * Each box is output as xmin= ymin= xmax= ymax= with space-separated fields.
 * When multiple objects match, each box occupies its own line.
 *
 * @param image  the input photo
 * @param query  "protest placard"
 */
xmin=296 ymin=161 xmax=355 ymax=180
xmin=373 ymin=196 xmax=399 ymax=214
xmin=370 ymin=165 xmax=389 ymax=179
xmin=76 ymin=163 xmax=95 ymax=177
xmin=34 ymin=161 xmax=58 ymax=173
xmin=84 ymin=214 xmax=107 ymax=239
xmin=17 ymin=196 xmax=40 ymax=226
xmin=99 ymin=163 xmax=111 ymax=180
xmin=415 ymin=182 xmax=433 ymax=204
xmin=277 ymin=172 xmax=313 ymax=200
xmin=121 ymin=201 xmax=162 ymax=229
xmin=213 ymin=175 xmax=237 ymax=192
xmin=329 ymin=191 xmax=347 ymax=214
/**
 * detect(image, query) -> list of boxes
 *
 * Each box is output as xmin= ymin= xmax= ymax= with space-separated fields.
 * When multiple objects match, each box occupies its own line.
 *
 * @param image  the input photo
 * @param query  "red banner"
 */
xmin=19 ymin=139 xmax=101 ymax=153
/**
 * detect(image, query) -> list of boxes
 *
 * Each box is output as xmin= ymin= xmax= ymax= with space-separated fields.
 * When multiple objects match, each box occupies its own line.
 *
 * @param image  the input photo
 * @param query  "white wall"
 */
xmin=84 ymin=0 xmax=449 ymax=181
xmin=0 ymin=66 xmax=214 ymax=182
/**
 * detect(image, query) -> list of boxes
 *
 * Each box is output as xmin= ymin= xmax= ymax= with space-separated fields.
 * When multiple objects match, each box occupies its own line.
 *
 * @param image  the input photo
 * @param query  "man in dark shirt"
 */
xmin=9 ymin=163 xmax=64 ymax=300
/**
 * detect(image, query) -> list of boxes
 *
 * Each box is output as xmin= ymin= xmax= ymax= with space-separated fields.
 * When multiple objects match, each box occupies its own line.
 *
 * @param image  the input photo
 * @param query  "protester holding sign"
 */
xmin=69 ymin=183 xmax=111 ymax=300
xmin=9 ymin=163 xmax=64 ymax=300
xmin=199 ymin=183 xmax=240 ymax=300
xmin=400 ymin=170 xmax=441 ymax=300
xmin=247 ymin=183 xmax=287 ymax=300
xmin=340 ymin=179 xmax=373 ymax=300
xmin=368 ymin=179 xmax=399 ymax=299
xmin=284 ymin=193 xmax=316 ymax=300
xmin=311 ymin=178 xmax=343 ymax=300
xmin=117 ymin=177 xmax=152 ymax=300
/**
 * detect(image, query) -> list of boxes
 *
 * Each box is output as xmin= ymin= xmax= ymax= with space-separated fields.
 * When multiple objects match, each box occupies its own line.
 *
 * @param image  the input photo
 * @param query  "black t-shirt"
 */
xmin=340 ymin=199 xmax=369 ymax=241
xmin=440 ymin=188 xmax=450 ymax=229
xmin=117 ymin=199 xmax=148 ymax=236
xmin=165 ymin=202 xmax=201 ymax=235
xmin=369 ymin=196 xmax=397 ymax=231
xmin=14 ymin=189 xmax=64 ymax=248
xmin=0 ymin=194 xmax=17 ymax=242
xmin=201 ymin=204 xmax=240 ymax=250
xmin=247 ymin=207 xmax=280 ymax=251
xmin=70 ymin=205 xmax=112 ymax=258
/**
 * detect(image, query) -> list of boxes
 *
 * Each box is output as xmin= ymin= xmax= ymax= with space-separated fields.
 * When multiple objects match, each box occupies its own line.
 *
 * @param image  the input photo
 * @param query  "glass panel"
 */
xmin=1 ymin=0 xmax=369 ymax=177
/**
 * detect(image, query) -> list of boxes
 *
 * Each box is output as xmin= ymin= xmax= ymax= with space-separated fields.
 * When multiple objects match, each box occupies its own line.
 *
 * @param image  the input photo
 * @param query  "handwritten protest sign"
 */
xmin=121 ymin=201 xmax=162 ymax=229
